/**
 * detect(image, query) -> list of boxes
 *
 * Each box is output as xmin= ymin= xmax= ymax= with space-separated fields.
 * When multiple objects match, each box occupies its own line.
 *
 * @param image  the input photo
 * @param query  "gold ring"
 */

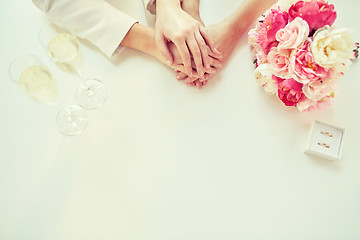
xmin=318 ymin=142 xmax=330 ymax=148
xmin=320 ymin=131 xmax=333 ymax=137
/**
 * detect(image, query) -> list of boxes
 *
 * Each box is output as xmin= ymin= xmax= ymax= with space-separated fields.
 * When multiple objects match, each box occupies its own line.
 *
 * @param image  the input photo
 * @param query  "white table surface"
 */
xmin=1 ymin=0 xmax=360 ymax=239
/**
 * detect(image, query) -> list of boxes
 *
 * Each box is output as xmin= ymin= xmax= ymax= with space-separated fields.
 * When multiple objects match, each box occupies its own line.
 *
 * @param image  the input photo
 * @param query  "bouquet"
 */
xmin=248 ymin=0 xmax=358 ymax=111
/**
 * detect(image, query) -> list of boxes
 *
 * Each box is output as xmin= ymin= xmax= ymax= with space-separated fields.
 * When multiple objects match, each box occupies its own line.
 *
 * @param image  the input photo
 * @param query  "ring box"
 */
xmin=305 ymin=121 xmax=345 ymax=161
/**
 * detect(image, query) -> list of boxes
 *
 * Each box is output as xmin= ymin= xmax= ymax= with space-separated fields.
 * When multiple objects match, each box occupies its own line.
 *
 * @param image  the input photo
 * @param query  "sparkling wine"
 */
xmin=18 ymin=65 xmax=59 ymax=105
xmin=47 ymin=33 xmax=83 ymax=75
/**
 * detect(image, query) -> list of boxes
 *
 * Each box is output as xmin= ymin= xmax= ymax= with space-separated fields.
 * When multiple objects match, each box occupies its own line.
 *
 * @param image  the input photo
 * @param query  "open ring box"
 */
xmin=305 ymin=121 xmax=345 ymax=161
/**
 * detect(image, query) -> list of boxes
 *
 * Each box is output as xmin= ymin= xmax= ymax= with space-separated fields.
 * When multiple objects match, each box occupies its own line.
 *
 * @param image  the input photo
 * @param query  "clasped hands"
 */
xmin=155 ymin=0 xmax=223 ymax=89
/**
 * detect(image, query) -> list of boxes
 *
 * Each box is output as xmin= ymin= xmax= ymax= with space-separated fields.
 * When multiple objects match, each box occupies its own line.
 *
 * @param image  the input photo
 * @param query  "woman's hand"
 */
xmin=173 ymin=20 xmax=247 ymax=87
xmin=167 ymin=41 xmax=222 ymax=88
xmin=155 ymin=0 xmax=220 ymax=77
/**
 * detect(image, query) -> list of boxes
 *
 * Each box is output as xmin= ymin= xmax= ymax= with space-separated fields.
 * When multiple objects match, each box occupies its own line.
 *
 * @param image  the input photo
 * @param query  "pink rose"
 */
xmin=289 ymin=41 xmax=331 ymax=84
xmin=276 ymin=17 xmax=309 ymax=52
xmin=257 ymin=8 xmax=289 ymax=53
xmin=267 ymin=47 xmax=291 ymax=78
xmin=273 ymin=76 xmax=305 ymax=106
xmin=288 ymin=0 xmax=337 ymax=33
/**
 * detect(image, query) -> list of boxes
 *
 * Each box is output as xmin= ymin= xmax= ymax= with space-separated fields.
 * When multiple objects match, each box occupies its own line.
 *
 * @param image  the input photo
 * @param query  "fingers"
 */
xmin=208 ymin=56 xmax=223 ymax=69
xmin=175 ymin=71 xmax=188 ymax=80
xmin=208 ymin=46 xmax=222 ymax=59
xmin=156 ymin=33 xmax=174 ymax=65
xmin=175 ymin=40 xmax=193 ymax=76
xmin=200 ymin=27 xmax=221 ymax=58
xmin=184 ymin=76 xmax=197 ymax=84
xmin=176 ymin=42 xmax=220 ymax=78
xmin=194 ymin=30 xmax=211 ymax=70
xmin=175 ymin=55 xmax=221 ymax=76
xmin=174 ymin=58 xmax=220 ymax=82
xmin=186 ymin=36 xmax=205 ymax=77
xmin=176 ymin=70 xmax=213 ymax=89
xmin=167 ymin=26 xmax=220 ymax=78
xmin=172 ymin=64 xmax=198 ymax=77
xmin=205 ymin=66 xmax=217 ymax=75
xmin=172 ymin=28 xmax=216 ymax=77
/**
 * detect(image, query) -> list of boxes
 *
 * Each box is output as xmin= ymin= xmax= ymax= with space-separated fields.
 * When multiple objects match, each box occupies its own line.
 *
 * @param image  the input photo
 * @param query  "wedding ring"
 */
xmin=318 ymin=142 xmax=330 ymax=148
xmin=320 ymin=131 xmax=333 ymax=137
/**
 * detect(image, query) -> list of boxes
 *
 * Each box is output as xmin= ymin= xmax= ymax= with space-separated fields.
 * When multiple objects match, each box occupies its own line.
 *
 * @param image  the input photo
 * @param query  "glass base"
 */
xmin=56 ymin=104 xmax=88 ymax=136
xmin=76 ymin=78 xmax=107 ymax=109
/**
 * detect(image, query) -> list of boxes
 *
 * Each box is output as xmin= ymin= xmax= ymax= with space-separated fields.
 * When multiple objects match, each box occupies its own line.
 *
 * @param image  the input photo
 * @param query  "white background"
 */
xmin=1 ymin=0 xmax=360 ymax=239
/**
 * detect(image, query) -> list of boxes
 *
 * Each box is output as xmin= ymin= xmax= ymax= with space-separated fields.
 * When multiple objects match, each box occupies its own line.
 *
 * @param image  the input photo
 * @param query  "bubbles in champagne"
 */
xmin=18 ymin=65 xmax=59 ymax=105
xmin=47 ymin=33 xmax=83 ymax=75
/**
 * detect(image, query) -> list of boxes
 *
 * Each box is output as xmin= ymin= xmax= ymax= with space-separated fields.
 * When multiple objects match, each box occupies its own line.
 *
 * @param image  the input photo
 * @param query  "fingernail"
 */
xmin=185 ymin=78 xmax=191 ymax=84
xmin=215 ymin=48 xmax=222 ymax=56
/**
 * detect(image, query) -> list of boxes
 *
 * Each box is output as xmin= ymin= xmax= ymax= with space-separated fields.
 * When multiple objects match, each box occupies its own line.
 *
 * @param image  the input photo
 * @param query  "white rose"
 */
xmin=302 ymin=77 xmax=338 ymax=102
xmin=296 ymin=97 xmax=333 ymax=112
xmin=311 ymin=26 xmax=355 ymax=74
xmin=248 ymin=28 xmax=258 ymax=46
xmin=254 ymin=64 xmax=278 ymax=94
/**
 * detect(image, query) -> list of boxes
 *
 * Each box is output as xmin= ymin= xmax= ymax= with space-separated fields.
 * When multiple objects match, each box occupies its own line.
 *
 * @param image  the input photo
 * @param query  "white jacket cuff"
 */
xmin=32 ymin=0 xmax=138 ymax=58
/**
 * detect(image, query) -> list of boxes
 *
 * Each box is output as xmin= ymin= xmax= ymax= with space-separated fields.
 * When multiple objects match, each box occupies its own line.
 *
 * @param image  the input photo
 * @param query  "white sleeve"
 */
xmin=32 ymin=0 xmax=138 ymax=58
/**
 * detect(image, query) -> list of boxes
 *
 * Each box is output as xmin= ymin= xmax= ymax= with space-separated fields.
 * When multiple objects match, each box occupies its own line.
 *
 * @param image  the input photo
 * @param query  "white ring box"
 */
xmin=305 ymin=121 xmax=345 ymax=161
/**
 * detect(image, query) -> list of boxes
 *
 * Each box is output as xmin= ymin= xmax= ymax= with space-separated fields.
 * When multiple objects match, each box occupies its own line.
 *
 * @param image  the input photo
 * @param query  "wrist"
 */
xmin=156 ymin=0 xmax=182 ymax=13
xmin=181 ymin=0 xmax=199 ymax=14
xmin=220 ymin=18 xmax=242 ymax=40
xmin=120 ymin=23 xmax=158 ymax=57
xmin=133 ymin=26 xmax=166 ymax=63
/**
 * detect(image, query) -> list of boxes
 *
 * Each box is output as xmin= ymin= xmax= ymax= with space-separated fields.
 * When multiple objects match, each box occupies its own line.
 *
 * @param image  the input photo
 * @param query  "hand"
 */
xmin=168 ymin=42 xmax=222 ymax=88
xmin=174 ymin=21 xmax=247 ymax=87
xmin=155 ymin=0 xmax=220 ymax=77
xmin=205 ymin=22 xmax=246 ymax=65
xmin=169 ymin=42 xmax=222 ymax=74
xmin=175 ymin=70 xmax=212 ymax=89
xmin=174 ymin=60 xmax=221 ymax=89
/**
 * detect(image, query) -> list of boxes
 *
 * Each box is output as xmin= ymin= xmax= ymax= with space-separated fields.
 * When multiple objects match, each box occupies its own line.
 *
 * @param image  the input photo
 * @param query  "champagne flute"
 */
xmin=39 ymin=23 xmax=107 ymax=109
xmin=9 ymin=54 xmax=88 ymax=136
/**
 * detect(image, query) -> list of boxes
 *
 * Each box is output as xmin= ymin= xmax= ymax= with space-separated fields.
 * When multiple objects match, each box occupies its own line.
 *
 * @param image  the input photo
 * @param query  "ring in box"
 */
xmin=305 ymin=121 xmax=345 ymax=161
